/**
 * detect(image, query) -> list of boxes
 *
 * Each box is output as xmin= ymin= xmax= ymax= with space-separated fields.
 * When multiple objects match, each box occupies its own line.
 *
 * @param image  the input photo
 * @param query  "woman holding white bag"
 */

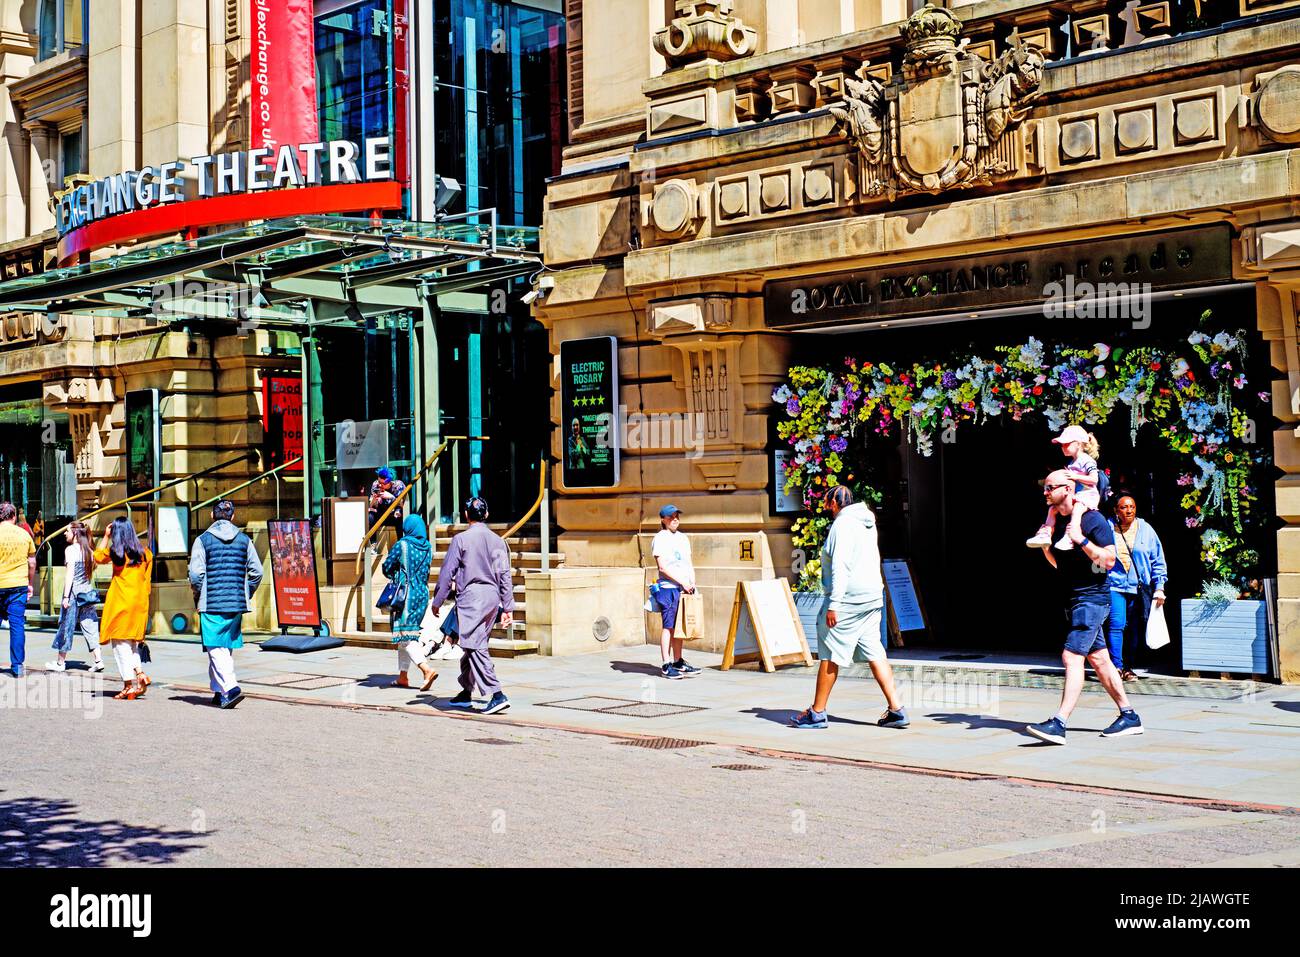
xmin=1107 ymin=495 xmax=1169 ymax=681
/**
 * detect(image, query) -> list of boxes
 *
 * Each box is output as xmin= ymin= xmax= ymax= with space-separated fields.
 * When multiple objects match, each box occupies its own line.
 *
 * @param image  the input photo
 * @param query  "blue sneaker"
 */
xmin=789 ymin=708 xmax=828 ymax=729
xmin=219 ymin=687 xmax=244 ymax=710
xmin=1101 ymin=710 xmax=1144 ymax=738
xmin=211 ymin=693 xmax=222 ymax=707
xmin=673 ymin=658 xmax=701 ymax=677
xmin=1026 ymin=716 xmax=1067 ymax=745
xmin=878 ymin=706 xmax=909 ymax=729
xmin=660 ymin=663 xmax=685 ymax=680
xmin=447 ymin=690 xmax=475 ymax=708
xmin=482 ymin=692 xmax=510 ymax=715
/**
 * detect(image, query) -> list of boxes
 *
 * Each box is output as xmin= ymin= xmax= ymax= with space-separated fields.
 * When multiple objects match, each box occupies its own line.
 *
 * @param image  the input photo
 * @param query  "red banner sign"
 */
xmin=263 ymin=374 xmax=304 ymax=474
xmin=250 ymin=0 xmax=320 ymax=156
xmin=269 ymin=520 xmax=322 ymax=628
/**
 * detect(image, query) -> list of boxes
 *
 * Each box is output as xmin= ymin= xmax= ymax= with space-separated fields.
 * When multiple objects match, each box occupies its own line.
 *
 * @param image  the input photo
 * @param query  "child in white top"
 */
xmin=1026 ymin=425 xmax=1103 ymax=551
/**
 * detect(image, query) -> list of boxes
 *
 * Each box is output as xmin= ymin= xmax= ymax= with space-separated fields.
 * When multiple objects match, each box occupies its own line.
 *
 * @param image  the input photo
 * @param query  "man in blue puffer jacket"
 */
xmin=189 ymin=500 xmax=263 ymax=709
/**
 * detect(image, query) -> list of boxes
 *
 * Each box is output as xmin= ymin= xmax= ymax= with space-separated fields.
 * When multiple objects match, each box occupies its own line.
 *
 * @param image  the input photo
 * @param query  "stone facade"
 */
xmin=538 ymin=0 xmax=1300 ymax=680
xmin=0 ymin=0 xmax=283 ymax=631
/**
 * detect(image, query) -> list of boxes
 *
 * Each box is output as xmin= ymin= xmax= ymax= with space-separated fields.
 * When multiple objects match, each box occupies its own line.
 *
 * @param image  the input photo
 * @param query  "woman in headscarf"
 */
xmin=94 ymin=517 xmax=153 ymax=700
xmin=1107 ymin=494 xmax=1169 ymax=681
xmin=382 ymin=514 xmax=437 ymax=691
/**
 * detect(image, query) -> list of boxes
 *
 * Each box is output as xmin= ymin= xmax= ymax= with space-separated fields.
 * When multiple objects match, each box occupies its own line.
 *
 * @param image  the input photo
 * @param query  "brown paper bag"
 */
xmin=674 ymin=592 xmax=704 ymax=640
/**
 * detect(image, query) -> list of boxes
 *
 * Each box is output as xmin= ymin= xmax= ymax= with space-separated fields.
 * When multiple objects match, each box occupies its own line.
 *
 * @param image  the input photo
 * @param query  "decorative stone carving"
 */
xmin=647 ymin=296 xmax=733 ymax=336
xmin=1254 ymin=66 xmax=1300 ymax=145
xmin=733 ymin=75 xmax=770 ymax=124
xmin=830 ymin=5 xmax=1044 ymax=197
xmin=653 ymin=1 xmax=757 ymax=71
xmin=646 ymin=179 xmax=706 ymax=238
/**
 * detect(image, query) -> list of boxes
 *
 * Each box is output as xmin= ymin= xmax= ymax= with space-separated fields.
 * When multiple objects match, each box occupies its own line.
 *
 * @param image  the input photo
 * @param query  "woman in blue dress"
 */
xmin=383 ymin=514 xmax=437 ymax=691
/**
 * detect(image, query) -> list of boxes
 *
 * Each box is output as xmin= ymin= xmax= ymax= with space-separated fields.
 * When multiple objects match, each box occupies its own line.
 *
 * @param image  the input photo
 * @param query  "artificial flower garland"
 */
xmin=774 ymin=312 xmax=1266 ymax=593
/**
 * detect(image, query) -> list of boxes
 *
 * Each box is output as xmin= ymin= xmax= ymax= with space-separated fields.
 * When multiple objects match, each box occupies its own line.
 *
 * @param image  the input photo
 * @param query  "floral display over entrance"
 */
xmin=773 ymin=312 xmax=1268 ymax=592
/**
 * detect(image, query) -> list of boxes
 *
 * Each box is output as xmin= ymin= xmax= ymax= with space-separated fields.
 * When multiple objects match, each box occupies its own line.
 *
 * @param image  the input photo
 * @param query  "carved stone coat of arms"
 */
xmin=832 ymin=4 xmax=1045 ymax=198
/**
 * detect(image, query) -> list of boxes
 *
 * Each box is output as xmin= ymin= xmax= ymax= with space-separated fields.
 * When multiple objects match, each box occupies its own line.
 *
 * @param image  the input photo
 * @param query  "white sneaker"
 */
xmin=1025 ymin=531 xmax=1053 ymax=548
xmin=45 ymin=660 xmax=66 ymax=672
xmin=1053 ymin=537 xmax=1075 ymax=551
xmin=89 ymin=660 xmax=105 ymax=673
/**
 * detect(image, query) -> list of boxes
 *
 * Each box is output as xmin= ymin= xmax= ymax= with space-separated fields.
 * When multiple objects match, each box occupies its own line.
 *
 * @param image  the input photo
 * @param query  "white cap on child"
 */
xmin=1052 ymin=425 xmax=1090 ymax=445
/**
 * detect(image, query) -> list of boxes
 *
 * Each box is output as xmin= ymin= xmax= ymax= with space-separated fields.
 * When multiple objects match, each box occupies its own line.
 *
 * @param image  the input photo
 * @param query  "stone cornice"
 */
xmin=0 ymin=30 xmax=36 ymax=58
xmin=621 ymin=150 xmax=1300 ymax=289
xmin=8 ymin=48 xmax=88 ymax=110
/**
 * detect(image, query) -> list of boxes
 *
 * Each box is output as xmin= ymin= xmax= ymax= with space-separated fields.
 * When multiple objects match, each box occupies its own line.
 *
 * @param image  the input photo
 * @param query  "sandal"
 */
xmin=1121 ymin=669 xmax=1139 ymax=682
xmin=391 ymin=673 xmax=411 ymax=689
xmin=419 ymin=666 xmax=439 ymax=692
xmin=113 ymin=682 xmax=139 ymax=701
xmin=135 ymin=672 xmax=150 ymax=697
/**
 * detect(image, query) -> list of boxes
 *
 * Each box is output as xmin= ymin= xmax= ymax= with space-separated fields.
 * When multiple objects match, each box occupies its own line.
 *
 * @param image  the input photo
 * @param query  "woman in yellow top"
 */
xmin=95 ymin=517 xmax=153 ymax=700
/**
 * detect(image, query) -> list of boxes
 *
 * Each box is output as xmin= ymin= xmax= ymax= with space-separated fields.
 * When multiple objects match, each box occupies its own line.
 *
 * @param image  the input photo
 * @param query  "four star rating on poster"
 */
xmin=574 ymin=395 xmax=606 ymax=408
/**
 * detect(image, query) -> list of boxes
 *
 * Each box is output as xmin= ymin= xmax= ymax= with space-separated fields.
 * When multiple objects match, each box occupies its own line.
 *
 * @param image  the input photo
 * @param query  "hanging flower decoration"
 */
xmin=774 ymin=311 xmax=1265 ymax=592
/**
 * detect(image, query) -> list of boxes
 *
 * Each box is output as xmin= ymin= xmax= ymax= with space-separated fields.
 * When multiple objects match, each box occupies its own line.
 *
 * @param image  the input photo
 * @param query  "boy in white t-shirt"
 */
xmin=651 ymin=504 xmax=700 ymax=679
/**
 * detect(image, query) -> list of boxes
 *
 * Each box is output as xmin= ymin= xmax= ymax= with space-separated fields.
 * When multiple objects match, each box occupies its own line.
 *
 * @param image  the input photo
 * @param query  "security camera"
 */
xmin=521 ymin=274 xmax=555 ymax=305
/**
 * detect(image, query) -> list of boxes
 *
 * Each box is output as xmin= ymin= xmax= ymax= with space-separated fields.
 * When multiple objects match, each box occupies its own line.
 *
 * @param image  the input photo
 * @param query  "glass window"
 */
xmin=60 ymin=128 xmax=83 ymax=181
xmin=37 ymin=0 xmax=86 ymax=61
xmin=316 ymin=1 xmax=395 ymax=149
xmin=433 ymin=0 xmax=566 ymax=226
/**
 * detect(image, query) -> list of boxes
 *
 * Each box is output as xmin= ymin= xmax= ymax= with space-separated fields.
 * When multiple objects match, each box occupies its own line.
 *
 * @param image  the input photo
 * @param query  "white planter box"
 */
xmin=1180 ymin=598 xmax=1269 ymax=675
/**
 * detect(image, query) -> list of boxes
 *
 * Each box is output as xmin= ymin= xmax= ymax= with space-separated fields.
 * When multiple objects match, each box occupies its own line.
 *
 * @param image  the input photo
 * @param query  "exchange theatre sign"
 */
xmin=53 ymin=136 xmax=401 ymax=264
xmin=764 ymin=226 xmax=1234 ymax=329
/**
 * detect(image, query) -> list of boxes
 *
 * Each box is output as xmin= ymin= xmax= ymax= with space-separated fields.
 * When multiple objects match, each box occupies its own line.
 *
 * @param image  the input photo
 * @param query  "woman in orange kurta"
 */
xmin=95 ymin=517 xmax=153 ymax=700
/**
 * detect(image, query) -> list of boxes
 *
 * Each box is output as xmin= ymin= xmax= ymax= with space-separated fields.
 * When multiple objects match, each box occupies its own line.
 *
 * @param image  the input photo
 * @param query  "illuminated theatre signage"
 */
xmin=56 ymin=137 xmax=394 ymax=236
xmin=54 ymin=136 xmax=403 ymax=263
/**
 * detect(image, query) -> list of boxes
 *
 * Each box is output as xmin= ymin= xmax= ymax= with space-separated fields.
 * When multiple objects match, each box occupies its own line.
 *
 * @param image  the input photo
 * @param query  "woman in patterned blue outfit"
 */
xmin=383 ymin=514 xmax=437 ymax=691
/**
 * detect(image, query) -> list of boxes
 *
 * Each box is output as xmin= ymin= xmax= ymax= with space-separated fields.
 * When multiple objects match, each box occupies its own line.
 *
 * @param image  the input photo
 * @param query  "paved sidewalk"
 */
xmin=14 ymin=635 xmax=1300 ymax=810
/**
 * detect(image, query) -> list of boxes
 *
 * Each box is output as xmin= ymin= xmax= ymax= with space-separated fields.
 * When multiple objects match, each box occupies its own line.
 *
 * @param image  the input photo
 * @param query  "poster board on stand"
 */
xmin=882 ymin=559 xmax=928 ymax=647
xmin=722 ymin=578 xmax=812 ymax=672
xmin=268 ymin=519 xmax=323 ymax=630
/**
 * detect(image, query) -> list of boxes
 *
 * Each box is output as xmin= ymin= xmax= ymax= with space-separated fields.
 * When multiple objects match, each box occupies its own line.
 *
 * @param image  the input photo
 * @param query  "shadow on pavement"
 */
xmin=609 ymin=661 xmax=663 ymax=676
xmin=168 ymin=693 xmax=218 ymax=708
xmin=1274 ymin=701 xmax=1300 ymax=714
xmin=928 ymin=712 xmax=1037 ymax=737
xmin=0 ymin=793 xmax=206 ymax=866
xmin=357 ymin=673 xmax=403 ymax=689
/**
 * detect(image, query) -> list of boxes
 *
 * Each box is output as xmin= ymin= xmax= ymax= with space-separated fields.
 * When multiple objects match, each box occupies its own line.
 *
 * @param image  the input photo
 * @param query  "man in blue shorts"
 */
xmin=1027 ymin=469 xmax=1143 ymax=745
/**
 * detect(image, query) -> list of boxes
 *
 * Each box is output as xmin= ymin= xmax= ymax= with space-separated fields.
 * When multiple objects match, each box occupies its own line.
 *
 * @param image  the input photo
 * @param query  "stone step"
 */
xmin=337 ymin=630 xmax=537 ymax=657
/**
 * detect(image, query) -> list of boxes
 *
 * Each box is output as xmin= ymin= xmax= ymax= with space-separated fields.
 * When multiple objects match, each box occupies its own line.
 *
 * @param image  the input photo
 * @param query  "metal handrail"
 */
xmin=347 ymin=434 xmax=489 ymax=634
xmin=194 ymin=456 xmax=304 ymax=511
xmin=352 ymin=434 xmax=489 ymax=573
xmin=39 ymin=451 xmax=257 ymax=551
xmin=501 ymin=458 xmax=546 ymax=540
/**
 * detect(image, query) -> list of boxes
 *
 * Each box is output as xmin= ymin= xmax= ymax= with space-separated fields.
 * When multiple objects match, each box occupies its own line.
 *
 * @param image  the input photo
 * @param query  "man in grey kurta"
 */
xmin=430 ymin=497 xmax=514 ymax=714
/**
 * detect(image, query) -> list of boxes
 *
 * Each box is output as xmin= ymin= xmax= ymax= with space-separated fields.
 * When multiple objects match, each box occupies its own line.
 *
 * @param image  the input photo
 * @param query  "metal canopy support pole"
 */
xmin=422 ymin=295 xmax=441 ymax=525
xmin=305 ymin=301 xmax=326 ymax=519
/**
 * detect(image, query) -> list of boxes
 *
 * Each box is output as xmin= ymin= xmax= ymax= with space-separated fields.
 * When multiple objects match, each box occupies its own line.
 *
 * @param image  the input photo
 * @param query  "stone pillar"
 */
xmin=0 ymin=30 xmax=36 ymax=242
xmin=88 ymin=0 xmax=141 ymax=178
xmin=1241 ymin=219 xmax=1300 ymax=683
xmin=23 ymin=121 xmax=54 ymax=234
xmin=141 ymin=0 xmax=210 ymax=166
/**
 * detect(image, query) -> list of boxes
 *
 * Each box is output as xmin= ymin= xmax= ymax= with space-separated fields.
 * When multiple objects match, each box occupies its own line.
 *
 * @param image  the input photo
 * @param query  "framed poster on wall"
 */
xmin=559 ymin=336 xmax=619 ymax=488
xmin=262 ymin=374 xmax=305 ymax=473
xmin=268 ymin=519 xmax=322 ymax=629
xmin=327 ymin=497 xmax=369 ymax=558
xmin=155 ymin=505 xmax=190 ymax=557
xmin=125 ymin=389 xmax=161 ymax=497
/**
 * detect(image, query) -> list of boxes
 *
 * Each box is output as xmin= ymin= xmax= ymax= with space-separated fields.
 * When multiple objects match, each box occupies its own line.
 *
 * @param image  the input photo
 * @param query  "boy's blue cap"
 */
xmin=659 ymin=504 xmax=682 ymax=519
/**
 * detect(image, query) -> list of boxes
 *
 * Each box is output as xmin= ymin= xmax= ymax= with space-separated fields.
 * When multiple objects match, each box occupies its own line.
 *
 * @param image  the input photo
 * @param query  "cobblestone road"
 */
xmin=3 ymin=683 xmax=1298 ymax=867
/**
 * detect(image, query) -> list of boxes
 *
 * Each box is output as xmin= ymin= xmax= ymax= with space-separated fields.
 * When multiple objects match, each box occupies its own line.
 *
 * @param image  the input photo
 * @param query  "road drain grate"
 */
xmin=466 ymin=737 xmax=520 ymax=746
xmin=536 ymin=696 xmax=706 ymax=718
xmin=714 ymin=764 xmax=769 ymax=771
xmin=616 ymin=737 xmax=710 ymax=750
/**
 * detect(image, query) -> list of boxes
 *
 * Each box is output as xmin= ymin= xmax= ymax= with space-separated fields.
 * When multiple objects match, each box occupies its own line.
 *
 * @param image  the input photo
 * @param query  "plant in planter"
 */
xmin=1181 ymin=578 xmax=1269 ymax=674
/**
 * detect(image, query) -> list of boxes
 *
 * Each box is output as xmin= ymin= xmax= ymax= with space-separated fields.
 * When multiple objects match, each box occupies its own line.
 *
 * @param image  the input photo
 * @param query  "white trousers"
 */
xmin=207 ymin=647 xmax=238 ymax=694
xmin=110 ymin=640 xmax=141 ymax=682
xmin=397 ymin=640 xmax=427 ymax=672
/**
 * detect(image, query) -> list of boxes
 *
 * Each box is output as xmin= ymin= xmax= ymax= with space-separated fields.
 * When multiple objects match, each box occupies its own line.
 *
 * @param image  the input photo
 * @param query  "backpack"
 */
xmin=1097 ymin=468 xmax=1111 ymax=502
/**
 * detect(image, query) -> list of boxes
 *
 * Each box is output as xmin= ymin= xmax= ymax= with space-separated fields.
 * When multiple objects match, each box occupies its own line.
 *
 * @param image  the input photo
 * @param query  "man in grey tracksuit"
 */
xmin=189 ymin=500 xmax=263 ymax=708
